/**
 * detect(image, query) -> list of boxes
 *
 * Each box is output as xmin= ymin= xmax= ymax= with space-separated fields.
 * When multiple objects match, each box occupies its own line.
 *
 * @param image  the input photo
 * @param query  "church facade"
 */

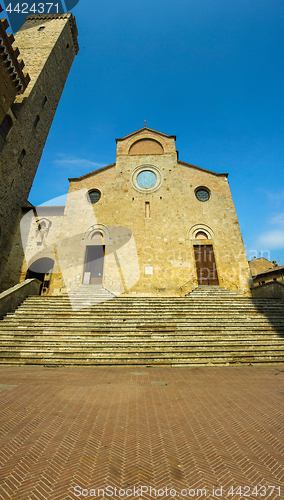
xmin=4 ymin=127 xmax=252 ymax=297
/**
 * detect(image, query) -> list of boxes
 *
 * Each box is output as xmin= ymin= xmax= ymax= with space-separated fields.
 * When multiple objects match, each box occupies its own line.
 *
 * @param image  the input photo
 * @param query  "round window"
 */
xmin=131 ymin=165 xmax=163 ymax=193
xmin=87 ymin=190 xmax=101 ymax=204
xmin=137 ymin=170 xmax=157 ymax=188
xmin=195 ymin=188 xmax=210 ymax=202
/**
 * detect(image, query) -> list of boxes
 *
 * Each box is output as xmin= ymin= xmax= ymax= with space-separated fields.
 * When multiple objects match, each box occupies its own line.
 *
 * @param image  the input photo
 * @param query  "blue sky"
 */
xmin=7 ymin=0 xmax=284 ymax=263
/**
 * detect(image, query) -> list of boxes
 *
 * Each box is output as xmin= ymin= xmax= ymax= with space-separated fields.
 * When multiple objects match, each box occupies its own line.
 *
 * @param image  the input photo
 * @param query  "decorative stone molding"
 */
xmin=188 ymin=224 xmax=214 ymax=241
xmin=84 ymin=224 xmax=111 ymax=242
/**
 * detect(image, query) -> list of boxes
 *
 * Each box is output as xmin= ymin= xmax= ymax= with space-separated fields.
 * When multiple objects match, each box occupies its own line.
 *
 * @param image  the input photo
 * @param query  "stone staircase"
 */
xmin=0 ymin=286 xmax=284 ymax=366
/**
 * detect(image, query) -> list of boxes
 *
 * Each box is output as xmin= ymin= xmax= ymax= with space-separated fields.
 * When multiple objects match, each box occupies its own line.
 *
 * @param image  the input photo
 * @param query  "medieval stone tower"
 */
xmin=0 ymin=13 xmax=79 ymax=289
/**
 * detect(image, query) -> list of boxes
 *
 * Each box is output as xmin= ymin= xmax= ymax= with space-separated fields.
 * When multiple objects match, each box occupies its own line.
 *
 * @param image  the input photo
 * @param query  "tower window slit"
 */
xmin=145 ymin=202 xmax=150 ymax=218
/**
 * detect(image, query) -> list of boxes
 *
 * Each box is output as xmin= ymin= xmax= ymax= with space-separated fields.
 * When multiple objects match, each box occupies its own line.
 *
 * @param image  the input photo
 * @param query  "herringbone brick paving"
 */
xmin=0 ymin=365 xmax=283 ymax=500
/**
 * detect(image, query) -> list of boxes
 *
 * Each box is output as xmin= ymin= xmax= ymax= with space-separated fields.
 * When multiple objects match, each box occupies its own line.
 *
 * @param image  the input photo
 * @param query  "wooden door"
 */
xmin=83 ymin=245 xmax=104 ymax=284
xmin=194 ymin=245 xmax=219 ymax=285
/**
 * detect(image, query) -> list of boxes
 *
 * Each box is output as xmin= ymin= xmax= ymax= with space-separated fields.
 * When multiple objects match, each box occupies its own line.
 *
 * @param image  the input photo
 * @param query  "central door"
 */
xmin=83 ymin=245 xmax=105 ymax=284
xmin=194 ymin=245 xmax=219 ymax=285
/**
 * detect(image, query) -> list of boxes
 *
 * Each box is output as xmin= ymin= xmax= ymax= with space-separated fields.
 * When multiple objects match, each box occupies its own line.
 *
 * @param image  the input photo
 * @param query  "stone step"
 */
xmin=2 ymin=326 xmax=284 ymax=334
xmin=5 ymin=306 xmax=283 ymax=314
xmin=0 ymin=341 xmax=284 ymax=356
xmin=20 ymin=302 xmax=283 ymax=308
xmin=12 ymin=302 xmax=284 ymax=308
xmin=2 ymin=321 xmax=284 ymax=328
xmin=21 ymin=292 xmax=279 ymax=299
xmin=1 ymin=332 xmax=283 ymax=339
xmin=9 ymin=312 xmax=284 ymax=319
xmin=0 ymin=348 xmax=283 ymax=357
xmin=0 ymin=354 xmax=283 ymax=365
xmin=1 ymin=318 xmax=284 ymax=333
xmin=5 ymin=309 xmax=284 ymax=316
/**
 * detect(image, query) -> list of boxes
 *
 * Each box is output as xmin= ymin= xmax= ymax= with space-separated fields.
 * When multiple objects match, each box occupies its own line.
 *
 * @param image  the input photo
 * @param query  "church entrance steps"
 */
xmin=0 ymin=286 xmax=284 ymax=365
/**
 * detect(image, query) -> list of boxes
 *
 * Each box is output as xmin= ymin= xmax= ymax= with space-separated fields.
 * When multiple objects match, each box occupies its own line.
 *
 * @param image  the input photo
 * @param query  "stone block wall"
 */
xmin=0 ymin=13 xmax=78 ymax=291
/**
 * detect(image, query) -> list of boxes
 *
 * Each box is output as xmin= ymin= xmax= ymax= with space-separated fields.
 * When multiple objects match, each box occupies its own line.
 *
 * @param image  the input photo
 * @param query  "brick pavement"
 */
xmin=0 ymin=365 xmax=283 ymax=500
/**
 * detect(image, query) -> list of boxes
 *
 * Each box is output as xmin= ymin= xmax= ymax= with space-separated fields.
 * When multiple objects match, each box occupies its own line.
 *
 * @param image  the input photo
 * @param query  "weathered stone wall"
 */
xmin=0 ymin=13 xmax=78 ymax=291
xmin=251 ymin=281 xmax=284 ymax=300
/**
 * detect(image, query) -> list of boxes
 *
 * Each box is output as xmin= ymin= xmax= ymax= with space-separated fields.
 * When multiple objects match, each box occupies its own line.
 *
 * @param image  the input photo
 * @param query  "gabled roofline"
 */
xmin=115 ymin=127 xmax=176 ymax=142
xmin=178 ymin=160 xmax=228 ymax=178
xmin=68 ymin=163 xmax=116 ymax=182
xmin=69 ymin=159 xmax=228 ymax=181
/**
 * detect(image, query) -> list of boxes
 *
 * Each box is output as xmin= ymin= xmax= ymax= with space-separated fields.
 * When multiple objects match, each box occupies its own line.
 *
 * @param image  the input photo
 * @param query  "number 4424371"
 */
xmin=227 ymin=486 xmax=280 ymax=496
xmin=6 ymin=3 xmax=59 ymax=14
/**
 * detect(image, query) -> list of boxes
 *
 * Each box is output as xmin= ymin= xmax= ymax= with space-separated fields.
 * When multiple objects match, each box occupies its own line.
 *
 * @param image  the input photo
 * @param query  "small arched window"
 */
xmin=87 ymin=190 xmax=101 ymax=204
xmin=18 ymin=149 xmax=26 ymax=166
xmin=37 ymin=220 xmax=46 ymax=232
xmin=91 ymin=231 xmax=103 ymax=241
xmin=34 ymin=115 xmax=40 ymax=127
xmin=0 ymin=115 xmax=13 ymax=139
xmin=195 ymin=231 xmax=208 ymax=240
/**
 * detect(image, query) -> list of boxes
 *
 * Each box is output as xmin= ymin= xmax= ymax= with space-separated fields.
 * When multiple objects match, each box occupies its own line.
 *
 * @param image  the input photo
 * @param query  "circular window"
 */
xmin=87 ymin=190 xmax=101 ymax=204
xmin=137 ymin=170 xmax=157 ymax=188
xmin=195 ymin=188 xmax=210 ymax=202
xmin=131 ymin=165 xmax=163 ymax=193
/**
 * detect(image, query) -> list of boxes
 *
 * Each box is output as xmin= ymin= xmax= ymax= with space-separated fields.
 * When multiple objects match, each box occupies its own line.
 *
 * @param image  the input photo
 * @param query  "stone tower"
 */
xmin=0 ymin=13 xmax=79 ymax=287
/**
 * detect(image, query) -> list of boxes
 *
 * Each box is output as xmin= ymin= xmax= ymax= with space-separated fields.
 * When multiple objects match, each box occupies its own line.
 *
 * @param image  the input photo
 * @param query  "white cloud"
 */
xmin=257 ymin=230 xmax=284 ymax=250
xmin=270 ymin=213 xmax=284 ymax=225
xmin=257 ymin=188 xmax=284 ymax=206
xmin=54 ymin=154 xmax=105 ymax=170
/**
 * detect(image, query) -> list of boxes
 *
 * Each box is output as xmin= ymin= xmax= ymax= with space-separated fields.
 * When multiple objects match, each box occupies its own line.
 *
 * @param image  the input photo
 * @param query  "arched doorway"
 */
xmin=193 ymin=245 xmax=219 ymax=285
xmin=26 ymin=257 xmax=55 ymax=294
xmin=83 ymin=231 xmax=105 ymax=285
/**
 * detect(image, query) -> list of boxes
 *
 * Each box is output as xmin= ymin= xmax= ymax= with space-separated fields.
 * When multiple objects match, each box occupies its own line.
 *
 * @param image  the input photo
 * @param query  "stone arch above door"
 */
xmin=188 ymin=224 xmax=214 ymax=241
xmin=84 ymin=224 xmax=110 ymax=243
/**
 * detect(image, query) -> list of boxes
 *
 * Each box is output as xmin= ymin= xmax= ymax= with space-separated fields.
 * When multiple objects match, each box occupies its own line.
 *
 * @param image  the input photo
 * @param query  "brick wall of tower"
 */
xmin=0 ymin=7 xmax=30 ymax=124
xmin=0 ymin=13 xmax=78 ymax=291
